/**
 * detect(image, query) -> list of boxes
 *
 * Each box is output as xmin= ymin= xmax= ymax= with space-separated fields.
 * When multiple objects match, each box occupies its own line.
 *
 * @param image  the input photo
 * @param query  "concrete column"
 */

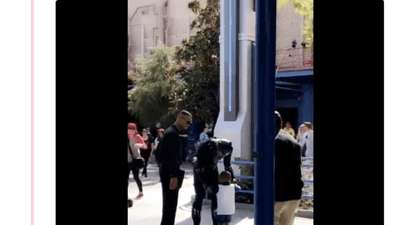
xmin=214 ymin=0 xmax=256 ymax=176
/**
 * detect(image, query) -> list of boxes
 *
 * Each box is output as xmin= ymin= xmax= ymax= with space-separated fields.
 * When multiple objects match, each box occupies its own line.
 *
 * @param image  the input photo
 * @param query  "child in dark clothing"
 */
xmin=213 ymin=171 xmax=235 ymax=225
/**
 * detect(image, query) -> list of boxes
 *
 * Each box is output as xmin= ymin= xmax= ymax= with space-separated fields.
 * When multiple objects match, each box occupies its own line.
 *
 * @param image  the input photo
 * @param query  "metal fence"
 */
xmin=276 ymin=48 xmax=313 ymax=72
xmin=218 ymin=157 xmax=314 ymax=200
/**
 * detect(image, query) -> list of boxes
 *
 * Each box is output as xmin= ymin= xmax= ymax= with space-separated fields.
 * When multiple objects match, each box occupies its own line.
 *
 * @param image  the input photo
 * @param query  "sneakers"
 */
xmin=135 ymin=192 xmax=143 ymax=199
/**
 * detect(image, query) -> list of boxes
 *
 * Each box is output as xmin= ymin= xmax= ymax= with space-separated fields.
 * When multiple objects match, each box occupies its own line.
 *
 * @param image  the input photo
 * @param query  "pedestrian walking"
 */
xmin=156 ymin=110 xmax=193 ymax=225
xmin=301 ymin=122 xmax=313 ymax=158
xmin=154 ymin=128 xmax=165 ymax=147
xmin=152 ymin=128 xmax=165 ymax=161
xmin=150 ymin=122 xmax=162 ymax=143
xmin=128 ymin=123 xmax=146 ymax=199
xmin=296 ymin=124 xmax=306 ymax=142
xmin=128 ymin=137 xmax=144 ymax=200
xmin=274 ymin=111 xmax=304 ymax=225
xmin=149 ymin=128 xmax=163 ymax=164
xmin=151 ymin=128 xmax=165 ymax=180
xmin=128 ymin=123 xmax=147 ymax=150
xmin=128 ymin=137 xmax=134 ymax=208
xmin=141 ymin=128 xmax=153 ymax=177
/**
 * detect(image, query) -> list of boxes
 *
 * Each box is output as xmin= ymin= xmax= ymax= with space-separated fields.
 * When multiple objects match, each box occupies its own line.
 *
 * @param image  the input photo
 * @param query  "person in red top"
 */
xmin=128 ymin=123 xmax=147 ymax=199
xmin=128 ymin=123 xmax=147 ymax=150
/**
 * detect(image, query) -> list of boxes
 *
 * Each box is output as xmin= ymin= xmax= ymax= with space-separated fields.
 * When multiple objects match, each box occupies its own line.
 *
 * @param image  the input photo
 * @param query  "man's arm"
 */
xmin=292 ymin=142 xmax=304 ymax=189
xmin=223 ymin=152 xmax=235 ymax=181
xmin=293 ymin=142 xmax=302 ymax=167
xmin=298 ymin=133 xmax=307 ymax=156
xmin=301 ymin=144 xmax=307 ymax=157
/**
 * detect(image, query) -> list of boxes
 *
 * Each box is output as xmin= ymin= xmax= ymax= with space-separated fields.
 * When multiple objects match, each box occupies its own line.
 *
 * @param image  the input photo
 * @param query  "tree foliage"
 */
xmin=129 ymin=44 xmax=182 ymax=127
xmin=173 ymin=0 xmax=220 ymax=124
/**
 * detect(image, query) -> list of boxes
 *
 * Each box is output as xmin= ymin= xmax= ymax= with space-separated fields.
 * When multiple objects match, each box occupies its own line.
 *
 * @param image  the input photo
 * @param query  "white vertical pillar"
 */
xmin=215 ymin=0 xmax=256 ymax=173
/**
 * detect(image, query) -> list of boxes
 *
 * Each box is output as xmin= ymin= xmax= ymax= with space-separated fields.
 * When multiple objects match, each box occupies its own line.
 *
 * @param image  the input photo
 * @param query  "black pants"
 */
xmin=128 ymin=162 xmax=143 ymax=192
xmin=141 ymin=149 xmax=151 ymax=176
xmin=192 ymin=167 xmax=220 ymax=225
xmin=159 ymin=165 xmax=180 ymax=225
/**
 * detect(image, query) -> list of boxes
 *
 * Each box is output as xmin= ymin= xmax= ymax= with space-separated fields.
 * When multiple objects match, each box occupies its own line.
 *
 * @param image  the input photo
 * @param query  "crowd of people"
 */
xmin=128 ymin=110 xmax=313 ymax=225
xmin=284 ymin=121 xmax=314 ymax=158
xmin=127 ymin=121 xmax=165 ymax=204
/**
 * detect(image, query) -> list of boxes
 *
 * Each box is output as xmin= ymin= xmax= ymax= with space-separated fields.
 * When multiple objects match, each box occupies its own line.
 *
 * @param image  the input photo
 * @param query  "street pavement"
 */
xmin=128 ymin=161 xmax=313 ymax=225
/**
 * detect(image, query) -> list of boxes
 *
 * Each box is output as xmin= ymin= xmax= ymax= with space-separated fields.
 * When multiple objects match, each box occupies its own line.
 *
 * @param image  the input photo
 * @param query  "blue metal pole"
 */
xmin=254 ymin=0 xmax=276 ymax=224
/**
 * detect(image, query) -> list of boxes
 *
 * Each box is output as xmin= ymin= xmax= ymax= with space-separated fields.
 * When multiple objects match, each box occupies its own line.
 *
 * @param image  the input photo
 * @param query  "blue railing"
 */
xmin=218 ymin=157 xmax=313 ymax=200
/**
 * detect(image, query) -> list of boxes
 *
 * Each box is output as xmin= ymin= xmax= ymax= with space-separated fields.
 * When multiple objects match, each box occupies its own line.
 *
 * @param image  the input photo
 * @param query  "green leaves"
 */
xmin=128 ymin=0 xmax=223 ymax=126
xmin=172 ymin=0 xmax=221 ymax=125
xmin=292 ymin=0 xmax=313 ymax=43
xmin=129 ymin=44 xmax=182 ymax=127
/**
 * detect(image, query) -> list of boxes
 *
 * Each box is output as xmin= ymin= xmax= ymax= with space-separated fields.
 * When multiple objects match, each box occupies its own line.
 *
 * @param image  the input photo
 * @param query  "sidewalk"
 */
xmin=128 ymin=162 xmax=313 ymax=225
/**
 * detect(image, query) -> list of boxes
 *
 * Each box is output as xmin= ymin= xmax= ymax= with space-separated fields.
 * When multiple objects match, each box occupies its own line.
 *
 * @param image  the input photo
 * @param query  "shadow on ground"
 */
xmin=129 ymin=162 xmax=195 ymax=187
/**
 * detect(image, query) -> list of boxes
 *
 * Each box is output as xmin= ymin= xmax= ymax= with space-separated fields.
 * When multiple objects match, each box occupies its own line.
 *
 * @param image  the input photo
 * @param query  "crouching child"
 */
xmin=214 ymin=171 xmax=235 ymax=225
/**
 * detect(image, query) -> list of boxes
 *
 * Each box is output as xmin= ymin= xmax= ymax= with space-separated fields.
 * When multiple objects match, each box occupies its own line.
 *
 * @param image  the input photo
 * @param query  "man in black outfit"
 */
xmin=274 ymin=111 xmax=304 ymax=225
xmin=149 ymin=122 xmax=162 ymax=142
xmin=191 ymin=138 xmax=235 ymax=225
xmin=156 ymin=110 xmax=192 ymax=225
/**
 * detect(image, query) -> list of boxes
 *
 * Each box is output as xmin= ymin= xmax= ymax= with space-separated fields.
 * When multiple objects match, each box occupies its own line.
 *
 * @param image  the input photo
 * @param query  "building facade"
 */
xmin=128 ymin=0 xmax=206 ymax=72
xmin=128 ymin=0 xmax=313 ymax=131
xmin=275 ymin=1 xmax=314 ymax=130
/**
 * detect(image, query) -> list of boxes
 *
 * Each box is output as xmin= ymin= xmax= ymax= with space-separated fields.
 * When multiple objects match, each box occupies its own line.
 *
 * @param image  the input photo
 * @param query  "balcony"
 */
xmin=276 ymin=48 xmax=313 ymax=72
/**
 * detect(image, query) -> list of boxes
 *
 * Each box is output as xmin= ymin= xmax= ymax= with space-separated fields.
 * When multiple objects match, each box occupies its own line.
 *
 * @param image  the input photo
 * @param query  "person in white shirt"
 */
xmin=214 ymin=171 xmax=235 ymax=225
xmin=296 ymin=124 xmax=306 ymax=142
xmin=300 ymin=122 xmax=313 ymax=158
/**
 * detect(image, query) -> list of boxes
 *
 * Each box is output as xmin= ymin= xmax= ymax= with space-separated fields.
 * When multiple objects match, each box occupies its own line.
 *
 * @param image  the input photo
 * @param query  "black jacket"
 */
xmin=275 ymin=130 xmax=304 ymax=202
xmin=149 ymin=124 xmax=158 ymax=143
xmin=157 ymin=125 xmax=182 ymax=178
xmin=194 ymin=138 xmax=235 ymax=188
